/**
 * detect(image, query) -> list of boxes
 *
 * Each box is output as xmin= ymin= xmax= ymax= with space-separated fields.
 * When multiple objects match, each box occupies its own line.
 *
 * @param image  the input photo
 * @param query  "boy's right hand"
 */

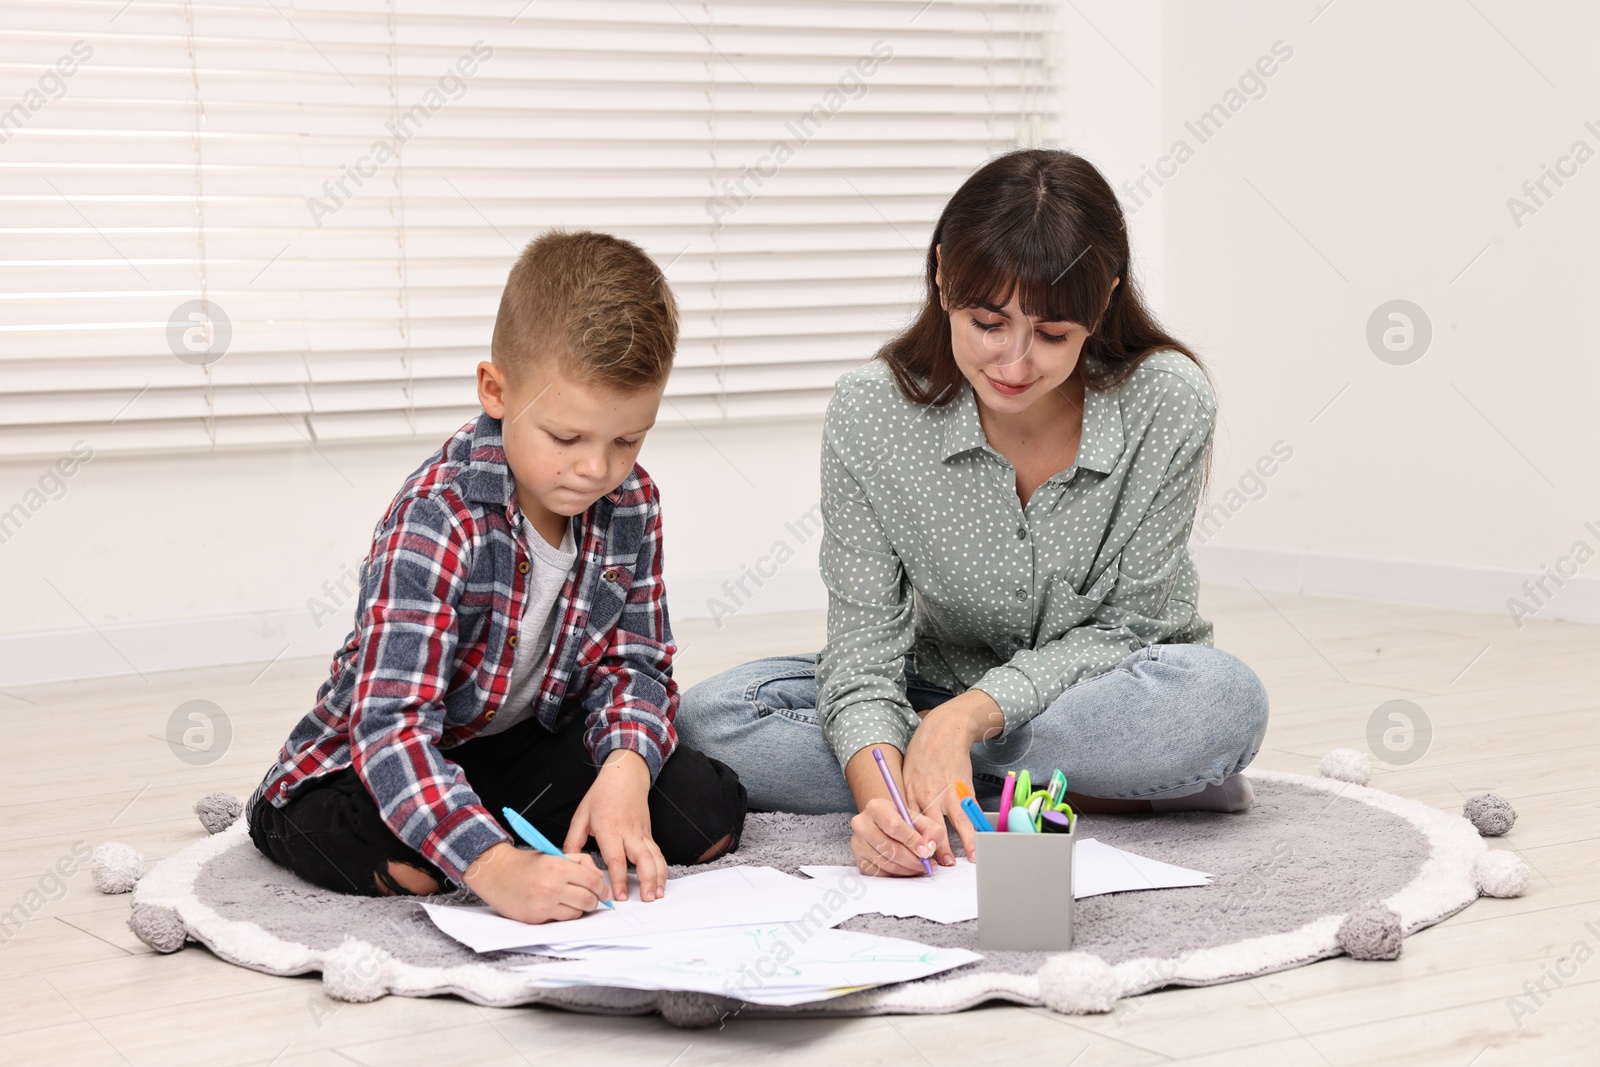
xmin=462 ymin=841 xmax=612 ymax=923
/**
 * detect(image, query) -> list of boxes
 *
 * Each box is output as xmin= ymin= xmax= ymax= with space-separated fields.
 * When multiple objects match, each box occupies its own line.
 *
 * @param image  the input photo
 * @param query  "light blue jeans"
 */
xmin=675 ymin=644 xmax=1269 ymax=814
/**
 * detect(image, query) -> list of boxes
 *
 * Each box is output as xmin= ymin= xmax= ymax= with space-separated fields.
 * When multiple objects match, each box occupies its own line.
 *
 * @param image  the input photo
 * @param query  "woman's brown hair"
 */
xmin=878 ymin=149 xmax=1202 ymax=406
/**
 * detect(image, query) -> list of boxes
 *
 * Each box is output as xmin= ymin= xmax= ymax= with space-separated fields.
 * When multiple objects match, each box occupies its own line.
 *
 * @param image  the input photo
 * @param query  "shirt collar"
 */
xmin=939 ymin=378 xmax=1124 ymax=475
xmin=460 ymin=412 xmax=518 ymax=510
xmin=939 ymin=383 xmax=989 ymax=461
xmin=1075 ymin=383 xmax=1123 ymax=475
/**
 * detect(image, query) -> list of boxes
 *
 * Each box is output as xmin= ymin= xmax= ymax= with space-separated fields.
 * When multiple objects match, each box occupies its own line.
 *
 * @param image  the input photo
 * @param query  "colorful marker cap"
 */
xmin=1040 ymin=809 xmax=1072 ymax=834
xmin=1048 ymin=769 xmax=1069 ymax=805
xmin=1006 ymin=807 xmax=1038 ymax=833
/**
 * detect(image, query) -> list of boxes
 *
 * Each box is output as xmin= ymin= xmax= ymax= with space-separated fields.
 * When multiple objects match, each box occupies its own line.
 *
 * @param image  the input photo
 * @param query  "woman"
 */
xmin=677 ymin=149 xmax=1268 ymax=877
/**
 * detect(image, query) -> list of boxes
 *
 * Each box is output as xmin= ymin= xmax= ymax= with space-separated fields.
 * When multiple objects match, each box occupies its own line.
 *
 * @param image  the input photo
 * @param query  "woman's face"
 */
xmin=941 ymin=273 xmax=1119 ymax=415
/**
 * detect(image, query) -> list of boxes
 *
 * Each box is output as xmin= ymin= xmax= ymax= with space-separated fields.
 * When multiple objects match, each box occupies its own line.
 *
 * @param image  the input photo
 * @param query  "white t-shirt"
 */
xmin=475 ymin=514 xmax=579 ymax=736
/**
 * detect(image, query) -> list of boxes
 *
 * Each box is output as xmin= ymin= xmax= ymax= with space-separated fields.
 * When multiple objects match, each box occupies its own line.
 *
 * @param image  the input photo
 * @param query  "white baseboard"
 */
xmin=1189 ymin=543 xmax=1600 ymax=625
xmin=5 ymin=549 xmax=1594 ymax=688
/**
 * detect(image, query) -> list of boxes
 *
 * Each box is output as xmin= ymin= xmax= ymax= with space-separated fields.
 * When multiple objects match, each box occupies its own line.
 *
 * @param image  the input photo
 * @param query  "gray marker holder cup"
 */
xmin=975 ymin=810 xmax=1077 ymax=951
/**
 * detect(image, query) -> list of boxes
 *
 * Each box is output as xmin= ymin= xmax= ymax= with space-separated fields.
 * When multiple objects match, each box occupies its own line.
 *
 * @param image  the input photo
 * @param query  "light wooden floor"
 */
xmin=3 ymin=586 xmax=1597 ymax=1066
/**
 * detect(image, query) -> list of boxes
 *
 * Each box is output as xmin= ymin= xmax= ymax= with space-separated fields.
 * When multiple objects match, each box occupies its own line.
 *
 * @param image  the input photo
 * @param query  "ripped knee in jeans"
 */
xmin=375 ymin=860 xmax=442 ymax=896
xmin=696 ymin=832 xmax=736 ymax=863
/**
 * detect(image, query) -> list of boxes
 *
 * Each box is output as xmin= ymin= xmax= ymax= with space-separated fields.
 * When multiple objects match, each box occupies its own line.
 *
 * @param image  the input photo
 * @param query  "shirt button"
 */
xmin=517 ymin=560 xmax=530 ymax=575
xmin=507 ymin=634 xmax=519 ymax=648
xmin=603 ymin=568 xmax=619 ymax=583
xmin=1014 ymin=587 xmax=1028 ymax=601
xmin=1016 ymin=525 xmax=1026 ymax=540
xmin=485 ymin=708 xmax=497 ymax=722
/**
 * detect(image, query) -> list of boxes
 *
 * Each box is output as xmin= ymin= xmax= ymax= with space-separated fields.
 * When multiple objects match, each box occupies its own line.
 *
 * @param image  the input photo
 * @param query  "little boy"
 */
xmin=247 ymin=231 xmax=747 ymax=924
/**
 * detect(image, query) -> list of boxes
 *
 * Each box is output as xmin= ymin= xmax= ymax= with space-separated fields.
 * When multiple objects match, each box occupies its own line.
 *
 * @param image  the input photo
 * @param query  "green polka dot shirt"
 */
xmin=816 ymin=350 xmax=1217 ymax=770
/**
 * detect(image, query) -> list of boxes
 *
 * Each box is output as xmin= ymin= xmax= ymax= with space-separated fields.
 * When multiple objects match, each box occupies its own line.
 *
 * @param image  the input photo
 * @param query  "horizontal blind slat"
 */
xmin=0 ymin=0 xmax=1055 ymax=459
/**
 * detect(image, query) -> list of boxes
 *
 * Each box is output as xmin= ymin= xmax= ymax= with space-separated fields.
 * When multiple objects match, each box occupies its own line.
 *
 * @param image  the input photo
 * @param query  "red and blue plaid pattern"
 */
xmin=248 ymin=413 xmax=678 ymax=883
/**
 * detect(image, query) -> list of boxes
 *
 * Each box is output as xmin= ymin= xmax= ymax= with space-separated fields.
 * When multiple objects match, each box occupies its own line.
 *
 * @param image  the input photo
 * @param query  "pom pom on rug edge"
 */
xmin=1335 ymin=899 xmax=1403 ymax=960
xmin=1462 ymin=793 xmax=1516 ymax=837
xmin=1318 ymin=748 xmax=1372 ymax=786
xmin=1474 ymin=850 xmax=1531 ymax=898
xmin=1038 ymin=952 xmax=1120 ymax=1014
xmin=91 ymin=841 xmax=145 ymax=894
xmin=322 ymin=939 xmax=395 ymax=1003
xmin=194 ymin=791 xmax=244 ymax=835
xmin=128 ymin=903 xmax=186 ymax=953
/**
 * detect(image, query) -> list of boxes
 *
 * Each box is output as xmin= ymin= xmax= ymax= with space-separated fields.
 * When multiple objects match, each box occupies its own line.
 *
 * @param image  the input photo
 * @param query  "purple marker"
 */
xmin=871 ymin=746 xmax=936 ymax=876
xmin=1040 ymin=809 xmax=1073 ymax=834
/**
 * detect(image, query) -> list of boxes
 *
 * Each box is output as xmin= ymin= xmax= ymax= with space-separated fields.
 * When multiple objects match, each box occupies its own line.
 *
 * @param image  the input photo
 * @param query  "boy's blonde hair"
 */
xmin=491 ymin=230 xmax=678 ymax=389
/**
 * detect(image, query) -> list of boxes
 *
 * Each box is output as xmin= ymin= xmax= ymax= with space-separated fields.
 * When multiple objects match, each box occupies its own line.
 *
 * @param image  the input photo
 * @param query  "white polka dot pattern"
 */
xmin=815 ymin=351 xmax=1217 ymax=770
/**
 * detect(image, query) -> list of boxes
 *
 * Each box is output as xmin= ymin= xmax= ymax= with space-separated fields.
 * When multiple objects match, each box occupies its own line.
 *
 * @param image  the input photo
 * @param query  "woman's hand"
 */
xmin=849 ymin=798 xmax=947 ymax=876
xmin=462 ymin=841 xmax=611 ymax=923
xmin=844 ymin=746 xmax=949 ymax=876
xmin=563 ymin=749 xmax=667 ymax=902
xmin=902 ymin=689 xmax=1004 ymax=864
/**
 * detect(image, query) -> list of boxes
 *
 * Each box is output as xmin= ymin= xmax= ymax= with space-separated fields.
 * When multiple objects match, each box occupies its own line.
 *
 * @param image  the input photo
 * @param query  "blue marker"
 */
xmin=959 ymin=795 xmax=996 ymax=833
xmin=500 ymin=806 xmax=614 ymax=908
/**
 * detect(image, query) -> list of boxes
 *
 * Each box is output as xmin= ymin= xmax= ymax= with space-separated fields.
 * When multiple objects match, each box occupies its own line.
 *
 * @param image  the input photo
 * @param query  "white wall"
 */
xmin=1053 ymin=1 xmax=1167 ymax=312
xmin=0 ymin=417 xmax=829 ymax=684
xmin=7 ymin=1 xmax=1590 ymax=686
xmin=0 ymin=1 xmax=1168 ymax=686
xmin=1158 ymin=0 xmax=1600 ymax=624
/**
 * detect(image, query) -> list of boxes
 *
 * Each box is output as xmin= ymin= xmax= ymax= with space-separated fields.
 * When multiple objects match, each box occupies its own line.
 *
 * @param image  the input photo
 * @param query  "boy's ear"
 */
xmin=477 ymin=360 xmax=506 ymax=419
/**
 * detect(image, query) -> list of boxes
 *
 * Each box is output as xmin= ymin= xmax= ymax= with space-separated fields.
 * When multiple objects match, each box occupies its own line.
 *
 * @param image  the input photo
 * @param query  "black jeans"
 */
xmin=249 ymin=710 xmax=748 ymax=896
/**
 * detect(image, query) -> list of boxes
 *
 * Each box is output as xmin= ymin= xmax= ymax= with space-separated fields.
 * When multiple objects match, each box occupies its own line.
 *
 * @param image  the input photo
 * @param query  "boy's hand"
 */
xmin=563 ymin=749 xmax=666 ymax=902
xmin=461 ymin=841 xmax=611 ymax=924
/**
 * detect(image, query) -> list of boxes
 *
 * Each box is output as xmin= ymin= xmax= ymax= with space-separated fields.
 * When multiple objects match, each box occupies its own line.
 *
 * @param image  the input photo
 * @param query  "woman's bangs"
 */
xmin=942 ymin=231 xmax=1112 ymax=329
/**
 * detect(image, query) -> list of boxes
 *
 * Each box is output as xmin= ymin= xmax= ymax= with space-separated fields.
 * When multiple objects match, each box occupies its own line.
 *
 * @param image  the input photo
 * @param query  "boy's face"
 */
xmin=477 ymin=355 xmax=663 ymax=541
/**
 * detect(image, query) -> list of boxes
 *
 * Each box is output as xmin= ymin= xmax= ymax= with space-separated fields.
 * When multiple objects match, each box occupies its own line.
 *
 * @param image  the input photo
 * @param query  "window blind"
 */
xmin=0 ymin=0 xmax=1056 ymax=459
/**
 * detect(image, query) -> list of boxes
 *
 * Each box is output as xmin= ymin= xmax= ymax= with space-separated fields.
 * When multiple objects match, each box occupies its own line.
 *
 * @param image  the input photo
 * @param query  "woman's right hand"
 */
xmin=849 ymin=798 xmax=948 ymax=876
xmin=462 ymin=841 xmax=612 ymax=923
xmin=844 ymin=745 xmax=951 ymax=877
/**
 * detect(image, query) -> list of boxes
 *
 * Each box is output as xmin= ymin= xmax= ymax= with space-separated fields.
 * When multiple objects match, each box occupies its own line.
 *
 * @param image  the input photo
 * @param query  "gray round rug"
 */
xmin=128 ymin=771 xmax=1489 ymax=1023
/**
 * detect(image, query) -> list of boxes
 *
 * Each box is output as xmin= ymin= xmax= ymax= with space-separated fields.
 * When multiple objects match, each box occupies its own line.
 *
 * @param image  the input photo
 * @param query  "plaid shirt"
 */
xmin=248 ymin=412 xmax=678 ymax=883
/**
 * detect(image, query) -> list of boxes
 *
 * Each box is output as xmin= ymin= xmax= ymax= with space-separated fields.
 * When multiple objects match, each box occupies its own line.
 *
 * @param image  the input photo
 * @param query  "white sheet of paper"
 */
xmin=799 ymin=861 xmax=980 ymax=924
xmin=798 ymin=840 xmax=1210 ymax=923
xmin=503 ymin=941 xmax=651 ymax=959
xmin=516 ymin=926 xmax=981 ymax=1006
xmin=423 ymin=866 xmax=832 ymax=954
xmin=1072 ymin=838 xmax=1211 ymax=898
